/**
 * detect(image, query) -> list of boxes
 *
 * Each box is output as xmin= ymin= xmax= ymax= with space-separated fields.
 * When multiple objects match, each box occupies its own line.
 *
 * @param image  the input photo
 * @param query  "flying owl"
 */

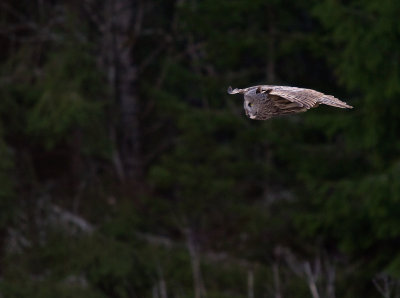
xmin=228 ymin=85 xmax=353 ymax=120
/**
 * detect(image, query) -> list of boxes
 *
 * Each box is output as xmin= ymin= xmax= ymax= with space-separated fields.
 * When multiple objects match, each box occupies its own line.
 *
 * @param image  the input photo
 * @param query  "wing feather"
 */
xmin=269 ymin=86 xmax=320 ymax=109
xmin=257 ymin=85 xmax=352 ymax=110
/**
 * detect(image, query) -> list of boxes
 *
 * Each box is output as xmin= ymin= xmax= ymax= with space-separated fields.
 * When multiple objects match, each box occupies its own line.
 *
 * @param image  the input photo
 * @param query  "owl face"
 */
xmin=244 ymin=97 xmax=258 ymax=119
xmin=244 ymin=88 xmax=267 ymax=119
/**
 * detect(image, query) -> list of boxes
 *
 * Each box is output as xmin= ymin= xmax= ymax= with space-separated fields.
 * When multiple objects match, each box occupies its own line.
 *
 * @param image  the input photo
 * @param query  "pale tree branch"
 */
xmin=373 ymin=273 xmax=400 ymax=298
xmin=277 ymin=246 xmax=337 ymax=298
xmin=183 ymin=227 xmax=207 ymax=298
xmin=303 ymin=261 xmax=320 ymax=298
xmin=248 ymin=268 xmax=255 ymax=298
xmin=157 ymin=264 xmax=168 ymax=298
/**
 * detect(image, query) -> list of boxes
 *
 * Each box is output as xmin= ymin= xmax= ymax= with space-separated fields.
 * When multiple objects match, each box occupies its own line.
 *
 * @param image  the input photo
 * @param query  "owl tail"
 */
xmin=318 ymin=95 xmax=353 ymax=109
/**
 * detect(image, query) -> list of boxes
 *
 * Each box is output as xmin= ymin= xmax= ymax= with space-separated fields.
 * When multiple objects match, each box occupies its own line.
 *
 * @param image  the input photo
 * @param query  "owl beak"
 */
xmin=245 ymin=110 xmax=256 ymax=119
xmin=227 ymin=86 xmax=245 ymax=94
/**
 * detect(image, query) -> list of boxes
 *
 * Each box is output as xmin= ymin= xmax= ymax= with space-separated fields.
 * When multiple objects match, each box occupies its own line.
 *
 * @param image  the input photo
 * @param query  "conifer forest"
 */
xmin=1 ymin=1 xmax=400 ymax=297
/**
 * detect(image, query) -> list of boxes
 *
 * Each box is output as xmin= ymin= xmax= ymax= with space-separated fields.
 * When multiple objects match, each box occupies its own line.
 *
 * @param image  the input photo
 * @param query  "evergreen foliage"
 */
xmin=0 ymin=0 xmax=399 ymax=297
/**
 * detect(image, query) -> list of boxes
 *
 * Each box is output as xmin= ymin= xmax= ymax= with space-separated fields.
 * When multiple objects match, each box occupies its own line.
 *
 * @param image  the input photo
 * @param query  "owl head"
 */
xmin=228 ymin=86 xmax=269 ymax=119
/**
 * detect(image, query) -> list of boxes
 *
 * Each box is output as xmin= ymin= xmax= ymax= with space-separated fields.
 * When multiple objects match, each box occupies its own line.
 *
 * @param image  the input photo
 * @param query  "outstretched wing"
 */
xmin=258 ymin=85 xmax=353 ymax=110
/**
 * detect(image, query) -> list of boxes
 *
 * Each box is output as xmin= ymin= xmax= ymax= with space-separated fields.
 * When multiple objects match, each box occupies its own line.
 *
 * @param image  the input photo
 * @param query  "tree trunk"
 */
xmin=185 ymin=228 xmax=207 ymax=298
xmin=326 ymin=261 xmax=335 ymax=298
xmin=113 ymin=0 xmax=142 ymax=181
xmin=248 ymin=268 xmax=254 ymax=298
xmin=273 ymin=262 xmax=282 ymax=298
xmin=304 ymin=262 xmax=320 ymax=298
xmin=266 ymin=10 xmax=276 ymax=83
xmin=98 ymin=0 xmax=142 ymax=183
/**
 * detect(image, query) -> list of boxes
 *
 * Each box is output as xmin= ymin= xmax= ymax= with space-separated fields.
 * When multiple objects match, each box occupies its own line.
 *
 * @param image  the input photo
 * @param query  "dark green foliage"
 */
xmin=0 ymin=0 xmax=399 ymax=297
xmin=27 ymin=45 xmax=108 ymax=154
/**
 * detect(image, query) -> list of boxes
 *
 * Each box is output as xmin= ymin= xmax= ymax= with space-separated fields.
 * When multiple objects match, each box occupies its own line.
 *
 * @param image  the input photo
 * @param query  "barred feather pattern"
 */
xmin=228 ymin=85 xmax=353 ymax=120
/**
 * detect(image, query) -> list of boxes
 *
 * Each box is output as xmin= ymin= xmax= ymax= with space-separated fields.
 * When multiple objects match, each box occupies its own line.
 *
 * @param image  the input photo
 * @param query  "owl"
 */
xmin=228 ymin=85 xmax=353 ymax=120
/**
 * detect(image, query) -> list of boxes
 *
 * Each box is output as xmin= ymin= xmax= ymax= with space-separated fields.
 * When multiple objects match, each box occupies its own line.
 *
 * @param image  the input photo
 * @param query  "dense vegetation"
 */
xmin=0 ymin=0 xmax=400 ymax=297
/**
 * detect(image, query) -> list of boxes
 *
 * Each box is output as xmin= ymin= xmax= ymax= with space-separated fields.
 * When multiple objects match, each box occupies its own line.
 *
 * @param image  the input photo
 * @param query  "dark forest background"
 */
xmin=0 ymin=0 xmax=400 ymax=297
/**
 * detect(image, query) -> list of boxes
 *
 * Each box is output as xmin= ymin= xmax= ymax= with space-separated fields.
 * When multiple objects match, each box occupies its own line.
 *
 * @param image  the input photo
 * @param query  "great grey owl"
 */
xmin=228 ymin=85 xmax=353 ymax=120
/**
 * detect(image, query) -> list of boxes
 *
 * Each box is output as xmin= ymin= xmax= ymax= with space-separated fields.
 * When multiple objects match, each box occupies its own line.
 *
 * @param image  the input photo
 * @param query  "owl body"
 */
xmin=228 ymin=85 xmax=352 ymax=120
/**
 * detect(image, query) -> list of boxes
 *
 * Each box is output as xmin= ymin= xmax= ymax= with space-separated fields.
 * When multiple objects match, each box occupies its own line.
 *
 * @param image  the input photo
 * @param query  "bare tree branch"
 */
xmin=373 ymin=273 xmax=400 ymax=298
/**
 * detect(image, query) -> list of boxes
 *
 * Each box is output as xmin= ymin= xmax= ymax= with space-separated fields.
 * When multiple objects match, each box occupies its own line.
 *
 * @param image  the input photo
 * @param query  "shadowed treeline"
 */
xmin=0 ymin=0 xmax=400 ymax=297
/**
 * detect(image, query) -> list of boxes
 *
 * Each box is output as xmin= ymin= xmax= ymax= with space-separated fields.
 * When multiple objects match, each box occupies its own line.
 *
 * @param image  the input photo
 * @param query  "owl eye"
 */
xmin=248 ymin=102 xmax=252 ymax=107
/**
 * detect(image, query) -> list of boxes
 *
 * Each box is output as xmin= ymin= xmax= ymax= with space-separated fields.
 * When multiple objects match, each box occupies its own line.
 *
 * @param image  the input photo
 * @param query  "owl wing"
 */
xmin=264 ymin=86 xmax=320 ymax=110
xmin=258 ymin=85 xmax=352 ymax=112
xmin=259 ymin=85 xmax=352 ymax=110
